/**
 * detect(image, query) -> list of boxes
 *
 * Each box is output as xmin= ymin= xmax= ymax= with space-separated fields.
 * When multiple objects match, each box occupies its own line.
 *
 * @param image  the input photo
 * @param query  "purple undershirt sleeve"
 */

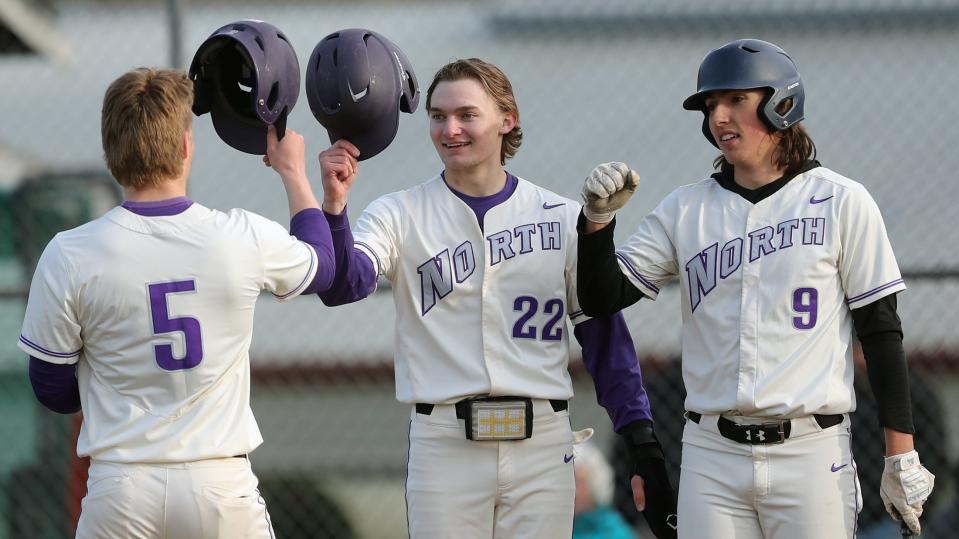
xmin=317 ymin=209 xmax=378 ymax=305
xmin=574 ymin=312 xmax=653 ymax=431
xmin=290 ymin=208 xmax=336 ymax=294
xmin=29 ymin=356 xmax=81 ymax=414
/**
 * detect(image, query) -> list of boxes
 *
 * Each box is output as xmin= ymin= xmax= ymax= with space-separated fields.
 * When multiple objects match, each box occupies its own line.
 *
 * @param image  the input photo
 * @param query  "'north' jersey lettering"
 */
xmin=418 ymin=221 xmax=561 ymax=315
xmin=686 ymin=217 xmax=825 ymax=311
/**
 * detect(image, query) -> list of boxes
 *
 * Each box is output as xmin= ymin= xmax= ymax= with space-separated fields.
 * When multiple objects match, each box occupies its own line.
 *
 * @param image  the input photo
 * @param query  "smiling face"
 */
xmin=428 ymin=78 xmax=516 ymax=174
xmin=705 ymin=89 xmax=781 ymax=172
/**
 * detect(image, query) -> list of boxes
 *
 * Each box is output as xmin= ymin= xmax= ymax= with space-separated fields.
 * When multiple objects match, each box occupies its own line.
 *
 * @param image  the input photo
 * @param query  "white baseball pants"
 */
xmin=76 ymin=456 xmax=274 ymax=539
xmin=405 ymin=399 xmax=576 ymax=538
xmin=678 ymin=414 xmax=861 ymax=539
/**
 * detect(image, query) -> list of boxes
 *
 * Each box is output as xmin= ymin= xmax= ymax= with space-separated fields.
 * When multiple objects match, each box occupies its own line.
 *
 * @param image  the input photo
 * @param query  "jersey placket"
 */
xmin=480 ymin=205 xmax=507 ymax=395
xmin=737 ymin=203 xmax=764 ymax=412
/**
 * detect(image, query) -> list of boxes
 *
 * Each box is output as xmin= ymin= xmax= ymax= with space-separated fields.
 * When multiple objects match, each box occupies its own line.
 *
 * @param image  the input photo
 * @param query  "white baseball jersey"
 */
xmin=615 ymin=165 xmax=904 ymax=417
xmin=18 ymin=203 xmax=318 ymax=462
xmin=353 ymin=174 xmax=587 ymax=404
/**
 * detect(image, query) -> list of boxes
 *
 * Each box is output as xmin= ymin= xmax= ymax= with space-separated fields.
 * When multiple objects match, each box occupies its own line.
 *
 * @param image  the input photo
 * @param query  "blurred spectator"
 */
xmin=574 ymin=440 xmax=637 ymax=539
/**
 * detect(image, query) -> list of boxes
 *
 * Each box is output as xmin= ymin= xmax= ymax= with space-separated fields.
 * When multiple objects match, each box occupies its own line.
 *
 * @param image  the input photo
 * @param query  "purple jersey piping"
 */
xmin=271 ymin=247 xmax=317 ymax=300
xmin=614 ymin=252 xmax=661 ymax=294
xmin=354 ymin=241 xmax=384 ymax=276
xmin=846 ymin=279 xmax=904 ymax=304
xmin=19 ymin=335 xmax=81 ymax=358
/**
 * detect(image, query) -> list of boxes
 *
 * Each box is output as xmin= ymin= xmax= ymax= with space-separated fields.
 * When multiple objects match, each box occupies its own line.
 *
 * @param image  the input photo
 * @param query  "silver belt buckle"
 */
xmin=466 ymin=399 xmax=533 ymax=441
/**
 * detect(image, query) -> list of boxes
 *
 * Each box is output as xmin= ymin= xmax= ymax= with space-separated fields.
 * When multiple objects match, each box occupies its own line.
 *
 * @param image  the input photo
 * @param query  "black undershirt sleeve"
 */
xmin=576 ymin=212 xmax=644 ymax=317
xmin=852 ymin=293 xmax=915 ymax=434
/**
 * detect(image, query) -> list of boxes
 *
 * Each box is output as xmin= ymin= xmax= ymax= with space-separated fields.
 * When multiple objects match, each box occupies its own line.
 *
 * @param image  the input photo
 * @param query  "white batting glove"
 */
xmin=581 ymin=162 xmax=639 ymax=224
xmin=880 ymin=450 xmax=935 ymax=535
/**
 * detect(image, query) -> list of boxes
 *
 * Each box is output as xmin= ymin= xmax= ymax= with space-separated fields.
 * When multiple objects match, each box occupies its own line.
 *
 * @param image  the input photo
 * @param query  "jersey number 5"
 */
xmin=148 ymin=280 xmax=204 ymax=371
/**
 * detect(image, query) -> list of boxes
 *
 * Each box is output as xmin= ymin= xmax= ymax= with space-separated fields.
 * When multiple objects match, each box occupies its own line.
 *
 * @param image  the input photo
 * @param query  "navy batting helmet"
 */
xmin=189 ymin=20 xmax=299 ymax=154
xmin=305 ymin=28 xmax=419 ymax=161
xmin=683 ymin=39 xmax=804 ymax=147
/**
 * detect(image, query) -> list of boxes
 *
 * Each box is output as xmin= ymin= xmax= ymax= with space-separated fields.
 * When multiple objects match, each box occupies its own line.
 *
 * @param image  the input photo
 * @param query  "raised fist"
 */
xmin=581 ymin=162 xmax=639 ymax=224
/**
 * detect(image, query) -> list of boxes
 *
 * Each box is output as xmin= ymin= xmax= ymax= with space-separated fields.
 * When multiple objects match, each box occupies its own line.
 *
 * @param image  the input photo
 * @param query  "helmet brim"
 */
xmin=682 ymin=92 xmax=706 ymax=111
xmin=210 ymin=98 xmax=270 ymax=155
xmin=324 ymin=108 xmax=400 ymax=162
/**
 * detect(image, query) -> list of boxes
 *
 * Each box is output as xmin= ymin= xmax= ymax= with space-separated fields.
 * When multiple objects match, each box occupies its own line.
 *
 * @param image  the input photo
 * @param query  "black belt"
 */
xmin=687 ymin=411 xmax=843 ymax=445
xmin=416 ymin=399 xmax=568 ymax=419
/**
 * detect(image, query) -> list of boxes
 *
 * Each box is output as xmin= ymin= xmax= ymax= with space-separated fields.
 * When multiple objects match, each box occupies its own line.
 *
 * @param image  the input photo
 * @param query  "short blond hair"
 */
xmin=426 ymin=58 xmax=522 ymax=165
xmin=101 ymin=68 xmax=193 ymax=188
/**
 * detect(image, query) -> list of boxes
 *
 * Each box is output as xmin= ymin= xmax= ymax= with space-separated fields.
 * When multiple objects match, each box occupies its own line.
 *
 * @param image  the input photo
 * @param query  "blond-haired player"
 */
xmin=19 ymin=67 xmax=335 ymax=538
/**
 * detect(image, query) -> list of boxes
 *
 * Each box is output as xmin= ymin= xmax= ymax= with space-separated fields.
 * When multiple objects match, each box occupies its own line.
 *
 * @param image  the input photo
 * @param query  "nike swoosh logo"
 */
xmin=810 ymin=195 xmax=834 ymax=204
xmin=831 ymin=463 xmax=848 ymax=472
xmin=543 ymin=202 xmax=566 ymax=210
xmin=564 ymin=453 xmax=574 ymax=463
xmin=347 ymin=81 xmax=368 ymax=102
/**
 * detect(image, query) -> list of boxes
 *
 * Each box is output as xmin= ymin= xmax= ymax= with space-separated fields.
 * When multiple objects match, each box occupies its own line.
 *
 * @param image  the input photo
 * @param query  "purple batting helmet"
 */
xmin=305 ymin=28 xmax=419 ymax=161
xmin=189 ymin=20 xmax=300 ymax=154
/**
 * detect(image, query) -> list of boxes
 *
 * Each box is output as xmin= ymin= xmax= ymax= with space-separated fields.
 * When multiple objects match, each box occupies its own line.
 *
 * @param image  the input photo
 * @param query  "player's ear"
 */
xmin=499 ymin=112 xmax=517 ymax=135
xmin=181 ymin=129 xmax=192 ymax=161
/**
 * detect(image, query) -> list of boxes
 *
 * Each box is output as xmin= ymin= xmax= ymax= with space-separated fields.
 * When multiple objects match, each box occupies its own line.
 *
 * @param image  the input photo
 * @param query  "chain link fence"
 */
xmin=1 ymin=1 xmax=957 ymax=537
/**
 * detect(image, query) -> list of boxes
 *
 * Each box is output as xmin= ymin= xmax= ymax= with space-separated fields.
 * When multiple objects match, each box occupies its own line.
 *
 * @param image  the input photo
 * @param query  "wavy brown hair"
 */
xmin=101 ymin=68 xmax=193 ymax=188
xmin=426 ymin=58 xmax=522 ymax=164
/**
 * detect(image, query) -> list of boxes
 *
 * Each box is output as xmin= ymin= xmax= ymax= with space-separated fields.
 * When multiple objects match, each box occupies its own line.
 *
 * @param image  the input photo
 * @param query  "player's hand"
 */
xmin=621 ymin=421 xmax=678 ymax=539
xmin=581 ymin=162 xmax=639 ymax=224
xmin=264 ymin=125 xmax=307 ymax=184
xmin=880 ymin=450 xmax=935 ymax=535
xmin=631 ymin=457 xmax=678 ymax=539
xmin=319 ymin=139 xmax=360 ymax=215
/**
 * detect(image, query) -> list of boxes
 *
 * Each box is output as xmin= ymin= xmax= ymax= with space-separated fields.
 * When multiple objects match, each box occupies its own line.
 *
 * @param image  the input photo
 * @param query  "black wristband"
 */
xmin=619 ymin=419 xmax=666 ymax=462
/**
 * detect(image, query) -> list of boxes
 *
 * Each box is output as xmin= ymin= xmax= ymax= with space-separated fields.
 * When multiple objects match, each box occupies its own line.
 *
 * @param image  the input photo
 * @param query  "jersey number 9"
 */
xmin=792 ymin=287 xmax=818 ymax=330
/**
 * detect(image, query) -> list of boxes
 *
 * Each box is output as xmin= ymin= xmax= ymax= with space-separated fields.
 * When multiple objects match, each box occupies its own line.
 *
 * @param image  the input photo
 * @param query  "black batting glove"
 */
xmin=620 ymin=419 xmax=678 ymax=539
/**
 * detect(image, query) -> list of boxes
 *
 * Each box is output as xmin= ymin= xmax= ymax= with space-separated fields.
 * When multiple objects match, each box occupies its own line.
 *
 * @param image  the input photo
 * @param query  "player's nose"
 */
xmin=442 ymin=118 xmax=463 ymax=137
xmin=710 ymin=102 xmax=731 ymax=123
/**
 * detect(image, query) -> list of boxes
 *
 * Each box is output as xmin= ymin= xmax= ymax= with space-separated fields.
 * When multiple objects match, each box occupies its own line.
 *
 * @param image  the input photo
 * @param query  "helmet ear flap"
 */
xmin=398 ymin=68 xmax=419 ymax=113
xmin=192 ymin=78 xmax=213 ymax=116
xmin=701 ymin=114 xmax=718 ymax=149
xmin=399 ymin=89 xmax=415 ymax=113
xmin=756 ymin=88 xmax=778 ymax=132
xmin=273 ymin=107 xmax=289 ymax=141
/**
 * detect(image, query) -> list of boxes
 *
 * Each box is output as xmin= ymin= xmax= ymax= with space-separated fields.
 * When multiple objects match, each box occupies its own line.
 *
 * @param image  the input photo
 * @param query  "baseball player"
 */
xmin=576 ymin=39 xmax=935 ymax=538
xmin=316 ymin=58 xmax=676 ymax=538
xmin=19 ymin=68 xmax=335 ymax=538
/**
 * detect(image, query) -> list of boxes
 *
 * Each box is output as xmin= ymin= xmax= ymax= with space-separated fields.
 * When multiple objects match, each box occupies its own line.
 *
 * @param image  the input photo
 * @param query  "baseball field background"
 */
xmin=0 ymin=1 xmax=957 ymax=537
